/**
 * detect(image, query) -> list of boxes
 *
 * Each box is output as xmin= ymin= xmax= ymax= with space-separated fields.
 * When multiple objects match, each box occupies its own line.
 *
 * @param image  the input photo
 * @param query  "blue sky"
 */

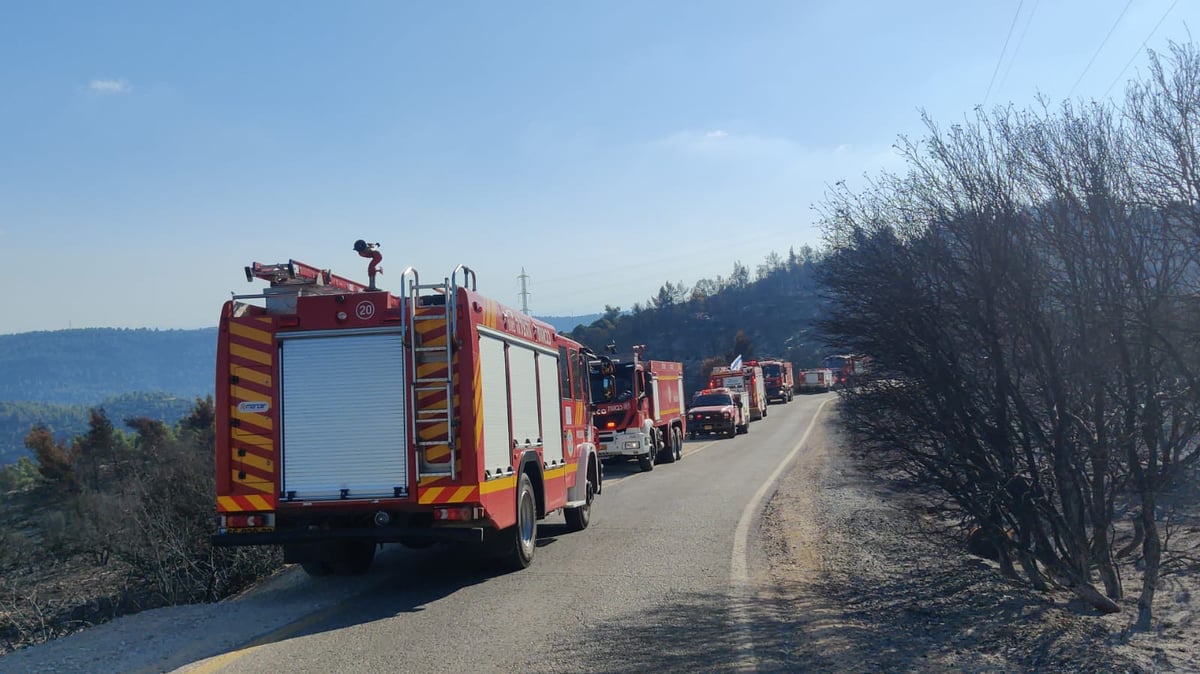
xmin=1 ymin=1 xmax=1195 ymax=333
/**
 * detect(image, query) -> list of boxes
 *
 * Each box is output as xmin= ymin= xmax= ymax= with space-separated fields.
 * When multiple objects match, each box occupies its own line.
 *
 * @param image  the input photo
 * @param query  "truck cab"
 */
xmin=588 ymin=351 xmax=685 ymax=471
xmin=686 ymin=387 xmax=747 ymax=438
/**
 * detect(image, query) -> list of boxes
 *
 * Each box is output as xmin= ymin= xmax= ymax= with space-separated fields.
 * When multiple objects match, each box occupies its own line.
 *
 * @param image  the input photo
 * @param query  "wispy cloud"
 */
xmin=655 ymin=129 xmax=903 ymax=172
xmin=89 ymin=79 xmax=132 ymax=94
xmin=654 ymin=129 xmax=798 ymax=159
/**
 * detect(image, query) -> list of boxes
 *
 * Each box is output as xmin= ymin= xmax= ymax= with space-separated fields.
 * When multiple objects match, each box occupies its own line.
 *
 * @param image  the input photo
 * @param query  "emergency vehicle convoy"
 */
xmin=588 ymin=348 xmax=685 ymax=471
xmin=709 ymin=364 xmax=768 ymax=421
xmin=212 ymin=257 xmax=602 ymax=576
xmin=753 ymin=359 xmax=794 ymax=404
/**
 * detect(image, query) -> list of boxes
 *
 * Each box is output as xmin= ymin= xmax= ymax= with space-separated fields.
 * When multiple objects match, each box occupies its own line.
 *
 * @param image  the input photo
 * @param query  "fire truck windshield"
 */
xmin=691 ymin=392 xmax=733 ymax=407
xmin=824 ymin=356 xmax=849 ymax=370
xmin=762 ymin=363 xmax=781 ymax=377
xmin=589 ymin=362 xmax=635 ymax=403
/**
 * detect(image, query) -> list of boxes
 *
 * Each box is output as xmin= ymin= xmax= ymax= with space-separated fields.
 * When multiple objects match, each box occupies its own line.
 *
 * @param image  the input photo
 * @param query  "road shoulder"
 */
xmin=754 ymin=411 xmax=1156 ymax=672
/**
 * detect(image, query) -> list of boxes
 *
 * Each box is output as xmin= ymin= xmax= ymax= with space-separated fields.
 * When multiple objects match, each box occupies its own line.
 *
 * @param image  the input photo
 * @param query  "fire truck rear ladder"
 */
xmin=406 ymin=265 xmax=476 ymax=481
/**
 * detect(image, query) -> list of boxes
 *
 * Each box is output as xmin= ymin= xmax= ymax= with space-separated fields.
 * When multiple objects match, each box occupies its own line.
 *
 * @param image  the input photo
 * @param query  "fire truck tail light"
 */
xmin=434 ymin=506 xmax=483 ymax=521
xmin=279 ymin=316 xmax=301 ymax=328
xmin=222 ymin=513 xmax=275 ymax=529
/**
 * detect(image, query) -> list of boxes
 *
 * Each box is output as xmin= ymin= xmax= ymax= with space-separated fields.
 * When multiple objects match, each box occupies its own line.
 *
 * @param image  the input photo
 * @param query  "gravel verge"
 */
xmin=756 ymin=411 xmax=1198 ymax=673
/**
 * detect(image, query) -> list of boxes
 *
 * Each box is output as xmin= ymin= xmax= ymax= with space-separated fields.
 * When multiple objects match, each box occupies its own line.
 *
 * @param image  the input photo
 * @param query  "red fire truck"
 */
xmin=709 ymin=364 xmax=768 ymax=421
xmin=212 ymin=259 xmax=602 ymax=575
xmin=752 ymin=359 xmax=794 ymax=404
xmin=823 ymin=354 xmax=869 ymax=388
xmin=589 ymin=347 xmax=686 ymax=472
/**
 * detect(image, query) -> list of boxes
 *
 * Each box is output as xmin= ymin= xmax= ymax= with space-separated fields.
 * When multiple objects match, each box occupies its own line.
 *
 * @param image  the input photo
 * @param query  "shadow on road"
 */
xmin=537 ymin=560 xmax=1134 ymax=674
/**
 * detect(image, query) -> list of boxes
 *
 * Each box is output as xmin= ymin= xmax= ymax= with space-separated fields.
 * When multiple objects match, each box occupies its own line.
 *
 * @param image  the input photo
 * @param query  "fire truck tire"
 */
xmin=300 ymin=560 xmax=335 ymax=577
xmin=673 ymin=428 xmax=683 ymax=460
xmin=564 ymin=468 xmax=595 ymax=532
xmin=656 ymin=427 xmax=675 ymax=464
xmin=659 ymin=427 xmax=680 ymax=463
xmin=333 ymin=540 xmax=376 ymax=576
xmin=637 ymin=435 xmax=656 ymax=472
xmin=500 ymin=473 xmax=538 ymax=570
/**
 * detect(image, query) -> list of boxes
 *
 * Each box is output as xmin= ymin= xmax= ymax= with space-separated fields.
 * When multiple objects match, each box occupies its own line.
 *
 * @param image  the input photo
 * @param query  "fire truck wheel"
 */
xmin=656 ymin=427 xmax=675 ymax=464
xmin=564 ymin=470 xmax=595 ymax=532
xmin=300 ymin=560 xmax=335 ymax=577
xmin=502 ymin=473 xmax=538 ymax=570
xmin=673 ymin=428 xmax=683 ymax=460
xmin=637 ymin=440 xmax=656 ymax=472
xmin=333 ymin=540 xmax=376 ymax=576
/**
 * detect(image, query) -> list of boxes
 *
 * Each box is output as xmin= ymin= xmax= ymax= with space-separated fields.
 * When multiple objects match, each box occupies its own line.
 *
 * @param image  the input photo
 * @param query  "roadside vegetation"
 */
xmin=820 ymin=43 xmax=1200 ymax=627
xmin=0 ymin=399 xmax=280 ymax=654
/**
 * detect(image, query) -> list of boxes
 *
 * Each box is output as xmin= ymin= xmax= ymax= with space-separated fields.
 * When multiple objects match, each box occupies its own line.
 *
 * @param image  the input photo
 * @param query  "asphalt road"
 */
xmin=1 ymin=393 xmax=833 ymax=674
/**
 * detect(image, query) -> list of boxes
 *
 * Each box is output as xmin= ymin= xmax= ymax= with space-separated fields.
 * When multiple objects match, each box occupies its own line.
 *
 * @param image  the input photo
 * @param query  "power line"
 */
xmin=984 ymin=0 xmax=1025 ymax=106
xmin=1069 ymin=0 xmax=1134 ymax=97
xmin=1103 ymin=0 xmax=1181 ymax=98
xmin=998 ymin=0 xmax=1040 ymax=94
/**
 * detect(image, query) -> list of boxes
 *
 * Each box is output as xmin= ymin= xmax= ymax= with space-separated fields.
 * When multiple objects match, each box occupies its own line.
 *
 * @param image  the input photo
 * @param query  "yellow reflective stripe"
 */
xmin=220 ymin=495 xmax=273 ymax=511
xmin=230 ymin=321 xmax=273 ymax=345
xmin=235 ymin=449 xmax=273 ymax=473
xmin=231 ymin=342 xmax=272 ymax=366
xmin=232 ymin=470 xmax=274 ymax=494
xmin=232 ymin=429 xmax=272 ymax=448
xmin=231 ymin=365 xmax=271 ymax=388
xmin=480 ymin=475 xmax=517 ymax=494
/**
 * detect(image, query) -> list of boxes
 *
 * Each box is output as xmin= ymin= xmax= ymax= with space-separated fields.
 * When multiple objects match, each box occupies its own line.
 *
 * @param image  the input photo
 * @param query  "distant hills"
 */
xmin=0 ymin=328 xmax=218 ymax=406
xmin=536 ymin=314 xmax=603 ymax=333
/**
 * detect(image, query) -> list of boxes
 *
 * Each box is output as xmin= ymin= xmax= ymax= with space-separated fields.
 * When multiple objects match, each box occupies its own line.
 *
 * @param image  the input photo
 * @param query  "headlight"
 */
xmin=723 ymin=412 xmax=731 ymax=419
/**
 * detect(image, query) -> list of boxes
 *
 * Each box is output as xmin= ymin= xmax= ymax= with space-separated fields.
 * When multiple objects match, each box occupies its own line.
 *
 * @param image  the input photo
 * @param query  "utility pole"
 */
xmin=518 ymin=267 xmax=531 ymax=315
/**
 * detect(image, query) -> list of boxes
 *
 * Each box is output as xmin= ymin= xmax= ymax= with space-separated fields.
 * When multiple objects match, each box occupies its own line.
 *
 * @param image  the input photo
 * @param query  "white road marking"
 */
xmin=729 ymin=398 xmax=831 ymax=671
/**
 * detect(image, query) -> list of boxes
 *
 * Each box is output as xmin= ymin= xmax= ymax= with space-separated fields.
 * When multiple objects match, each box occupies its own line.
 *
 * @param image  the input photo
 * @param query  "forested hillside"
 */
xmin=0 ymin=328 xmax=218 ymax=465
xmin=0 ymin=328 xmax=217 ymax=405
xmin=0 ymin=394 xmax=201 ymax=465
xmin=568 ymin=246 xmax=829 ymax=396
